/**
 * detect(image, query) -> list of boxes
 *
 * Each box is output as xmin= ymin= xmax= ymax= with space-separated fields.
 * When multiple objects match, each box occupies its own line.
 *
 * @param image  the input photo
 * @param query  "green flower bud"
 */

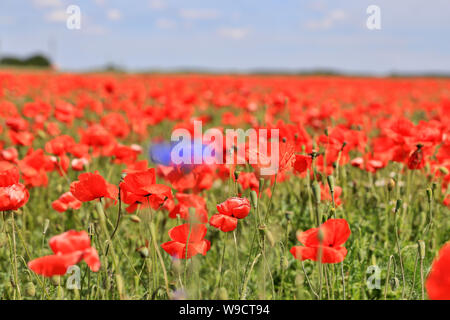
xmin=395 ymin=199 xmax=402 ymax=213
xmin=327 ymin=175 xmax=335 ymax=192
xmin=418 ymin=240 xmax=426 ymax=260
xmin=218 ymin=287 xmax=228 ymax=300
xmin=129 ymin=215 xmax=141 ymax=223
xmin=426 ymin=188 xmax=433 ymax=203
xmin=25 ymin=282 xmax=36 ymax=297
xmin=312 ymin=181 xmax=321 ymax=204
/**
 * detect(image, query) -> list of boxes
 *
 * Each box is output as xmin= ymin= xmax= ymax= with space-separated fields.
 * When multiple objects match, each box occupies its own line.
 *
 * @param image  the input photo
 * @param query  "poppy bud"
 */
xmin=116 ymin=274 xmax=125 ymax=297
xmin=264 ymin=228 xmax=275 ymax=247
xmin=129 ymin=215 xmax=141 ymax=223
xmin=57 ymin=286 xmax=64 ymax=300
xmin=324 ymin=128 xmax=329 ymax=137
xmin=390 ymin=277 xmax=400 ymax=291
xmin=234 ymin=170 xmax=240 ymax=181
xmin=43 ymin=218 xmax=50 ymax=235
xmin=25 ymin=282 xmax=36 ymax=297
xmin=281 ymin=256 xmax=289 ymax=270
xmin=394 ymin=199 xmax=402 ymax=213
xmin=218 ymin=287 xmax=228 ymax=300
xmin=312 ymin=181 xmax=321 ymax=204
xmin=439 ymin=166 xmax=449 ymax=175
xmin=387 ymin=178 xmax=395 ymax=192
xmin=417 ymin=240 xmax=426 ymax=260
xmin=327 ymin=175 xmax=335 ymax=193
xmin=250 ymin=190 xmax=258 ymax=209
xmin=426 ymin=188 xmax=433 ymax=203
xmin=51 ymin=275 xmax=61 ymax=286
xmin=237 ymin=184 xmax=243 ymax=195
xmin=259 ymin=178 xmax=265 ymax=193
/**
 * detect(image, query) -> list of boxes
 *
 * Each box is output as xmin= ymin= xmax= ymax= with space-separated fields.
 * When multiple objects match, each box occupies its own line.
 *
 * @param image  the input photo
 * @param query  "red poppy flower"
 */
xmin=426 ymin=242 xmax=450 ymax=300
xmin=161 ymin=223 xmax=211 ymax=259
xmin=52 ymin=192 xmax=82 ymax=213
xmin=209 ymin=197 xmax=250 ymax=232
xmin=28 ymin=230 xmax=100 ymax=277
xmin=120 ymin=168 xmax=172 ymax=213
xmin=0 ymin=166 xmax=29 ymax=211
xmin=169 ymin=193 xmax=208 ymax=223
xmin=70 ymin=171 xmax=118 ymax=202
xmin=408 ymin=145 xmax=425 ymax=170
xmin=217 ymin=197 xmax=250 ymax=219
xmin=293 ymin=154 xmax=312 ymax=174
xmin=290 ymin=219 xmax=351 ymax=264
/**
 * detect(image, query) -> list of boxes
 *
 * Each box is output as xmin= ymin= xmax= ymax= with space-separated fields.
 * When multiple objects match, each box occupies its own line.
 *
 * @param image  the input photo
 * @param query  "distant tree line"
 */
xmin=0 ymin=54 xmax=52 ymax=67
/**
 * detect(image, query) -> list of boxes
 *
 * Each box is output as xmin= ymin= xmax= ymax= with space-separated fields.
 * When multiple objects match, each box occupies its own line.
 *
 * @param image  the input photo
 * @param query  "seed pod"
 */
xmin=24 ymin=282 xmax=36 ymax=297
xmin=218 ymin=287 xmax=228 ymax=300
xmin=250 ymin=190 xmax=258 ymax=209
xmin=327 ymin=175 xmax=335 ymax=192
xmin=387 ymin=178 xmax=396 ymax=192
xmin=394 ymin=199 xmax=402 ymax=213
xmin=129 ymin=215 xmax=141 ymax=223
xmin=312 ymin=181 xmax=321 ymax=204
xmin=418 ymin=240 xmax=426 ymax=260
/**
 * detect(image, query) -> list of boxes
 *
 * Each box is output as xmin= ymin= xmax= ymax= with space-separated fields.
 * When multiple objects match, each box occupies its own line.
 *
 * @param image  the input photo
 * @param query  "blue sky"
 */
xmin=1 ymin=0 xmax=449 ymax=74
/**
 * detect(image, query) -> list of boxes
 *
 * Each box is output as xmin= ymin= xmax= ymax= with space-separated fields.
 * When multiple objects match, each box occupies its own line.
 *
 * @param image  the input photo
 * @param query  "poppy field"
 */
xmin=0 ymin=71 xmax=449 ymax=300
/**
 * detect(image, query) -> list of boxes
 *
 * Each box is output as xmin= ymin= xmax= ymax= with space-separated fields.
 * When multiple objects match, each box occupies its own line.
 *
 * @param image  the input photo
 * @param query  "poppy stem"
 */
xmin=216 ymin=232 xmax=227 ymax=295
xmin=105 ymin=186 xmax=122 ymax=256
xmin=150 ymin=222 xmax=170 ymax=298
xmin=394 ymin=208 xmax=406 ymax=299
xmin=301 ymin=261 xmax=319 ymax=299
xmin=8 ymin=212 xmax=22 ymax=299
xmin=384 ymin=255 xmax=395 ymax=300
xmin=184 ymin=223 xmax=193 ymax=287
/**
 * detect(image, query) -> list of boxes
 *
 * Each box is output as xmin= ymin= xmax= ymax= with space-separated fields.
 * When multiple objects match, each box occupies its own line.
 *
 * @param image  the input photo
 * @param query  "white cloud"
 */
xmin=33 ymin=0 xmax=63 ymax=8
xmin=218 ymin=27 xmax=249 ymax=40
xmin=305 ymin=9 xmax=347 ymax=30
xmin=149 ymin=0 xmax=167 ymax=10
xmin=179 ymin=9 xmax=220 ymax=20
xmin=45 ymin=9 xmax=67 ymax=22
xmin=107 ymin=9 xmax=121 ymax=21
xmin=155 ymin=18 xmax=176 ymax=29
